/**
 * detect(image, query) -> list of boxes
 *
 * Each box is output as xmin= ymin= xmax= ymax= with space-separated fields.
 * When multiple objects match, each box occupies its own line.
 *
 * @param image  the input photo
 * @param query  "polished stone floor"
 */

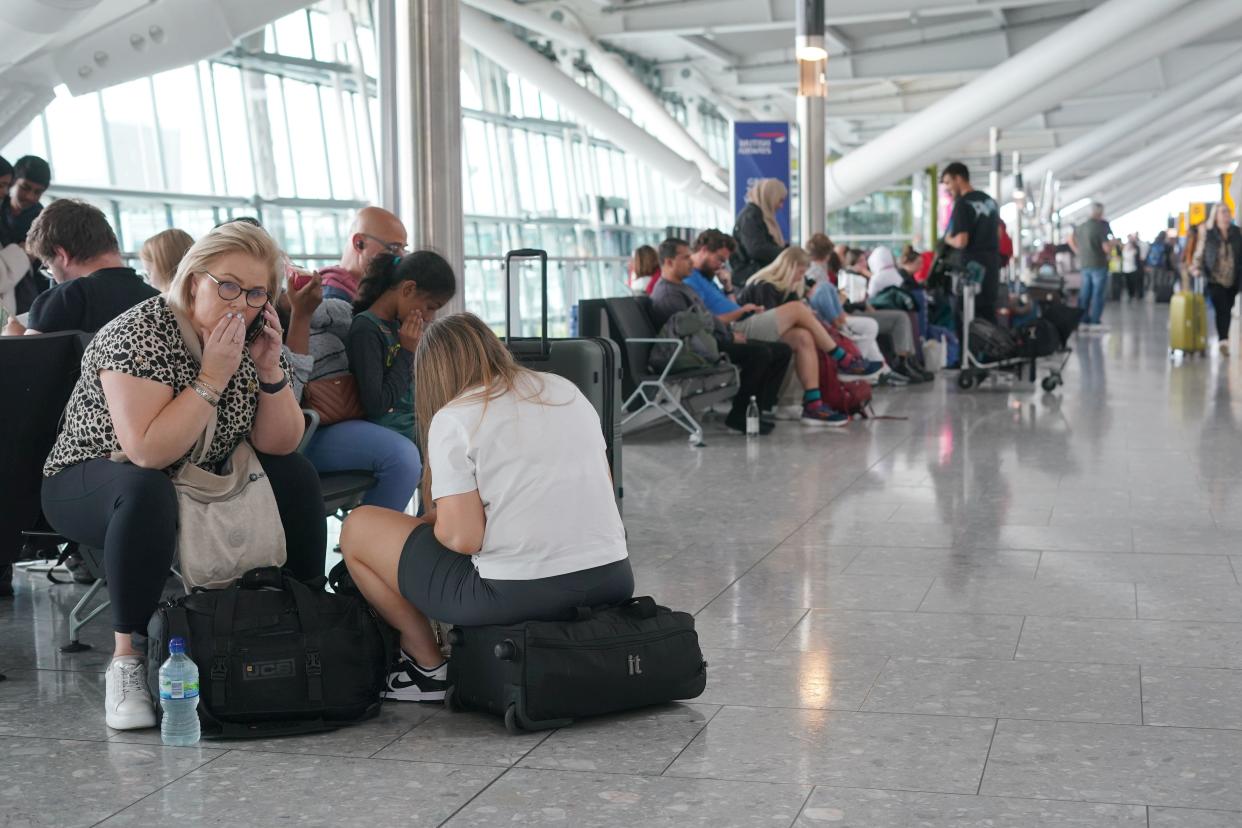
xmin=5 ymin=299 xmax=1242 ymax=826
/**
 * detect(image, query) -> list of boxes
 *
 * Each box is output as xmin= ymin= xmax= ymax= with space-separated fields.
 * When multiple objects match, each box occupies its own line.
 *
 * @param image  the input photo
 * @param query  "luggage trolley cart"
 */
xmin=956 ymin=263 xmax=1072 ymax=392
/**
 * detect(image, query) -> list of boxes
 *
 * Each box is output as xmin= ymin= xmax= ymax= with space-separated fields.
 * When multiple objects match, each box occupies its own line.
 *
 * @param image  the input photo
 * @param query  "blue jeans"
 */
xmin=1079 ymin=267 xmax=1109 ymax=324
xmin=304 ymin=419 xmax=421 ymax=512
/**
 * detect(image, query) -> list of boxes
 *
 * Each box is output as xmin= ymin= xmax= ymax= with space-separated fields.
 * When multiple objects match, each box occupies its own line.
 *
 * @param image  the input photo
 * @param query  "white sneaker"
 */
xmin=771 ymin=405 xmax=804 ymax=421
xmin=105 ymin=655 xmax=157 ymax=730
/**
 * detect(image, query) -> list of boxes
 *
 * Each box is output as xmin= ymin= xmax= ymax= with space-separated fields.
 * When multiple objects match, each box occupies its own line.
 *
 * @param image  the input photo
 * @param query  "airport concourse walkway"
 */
xmin=6 ymin=299 xmax=1242 ymax=827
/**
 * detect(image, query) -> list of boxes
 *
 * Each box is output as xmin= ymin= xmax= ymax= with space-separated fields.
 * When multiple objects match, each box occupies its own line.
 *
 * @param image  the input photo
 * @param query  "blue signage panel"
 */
xmin=733 ymin=122 xmax=791 ymax=242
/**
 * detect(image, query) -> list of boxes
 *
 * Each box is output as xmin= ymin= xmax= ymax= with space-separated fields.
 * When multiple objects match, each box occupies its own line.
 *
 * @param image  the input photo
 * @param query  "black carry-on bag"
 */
xmin=503 ymin=248 xmax=623 ymax=510
xmin=445 ymin=597 xmax=708 ymax=733
xmin=146 ymin=566 xmax=389 ymax=738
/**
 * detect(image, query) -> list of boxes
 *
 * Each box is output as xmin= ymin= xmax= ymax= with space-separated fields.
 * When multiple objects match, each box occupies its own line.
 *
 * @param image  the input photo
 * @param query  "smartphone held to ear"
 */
xmin=245 ymin=310 xmax=268 ymax=344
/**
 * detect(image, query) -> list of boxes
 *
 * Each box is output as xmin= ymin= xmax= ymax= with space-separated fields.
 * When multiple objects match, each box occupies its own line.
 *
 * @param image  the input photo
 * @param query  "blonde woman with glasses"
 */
xmin=41 ymin=221 xmax=326 ymax=731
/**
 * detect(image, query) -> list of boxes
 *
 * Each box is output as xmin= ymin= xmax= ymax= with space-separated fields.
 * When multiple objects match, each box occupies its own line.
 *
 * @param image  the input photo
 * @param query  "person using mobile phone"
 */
xmin=347 ymin=251 xmax=457 ymax=442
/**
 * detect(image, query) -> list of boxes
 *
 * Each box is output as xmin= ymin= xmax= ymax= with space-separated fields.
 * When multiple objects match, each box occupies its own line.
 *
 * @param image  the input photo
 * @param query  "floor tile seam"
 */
xmin=988 ymin=715 xmax=1242 ymax=736
xmin=975 ymin=719 xmax=1000 ymax=795
xmin=915 ymin=607 xmax=1143 ymax=621
xmin=1229 ymin=556 xmax=1241 ymax=585
xmin=87 ymin=747 xmax=231 ymax=827
xmin=855 ymin=655 xmax=891 ymax=712
xmin=364 ymin=717 xmax=430 ymax=759
xmin=795 ymin=784 xmax=1189 ymax=813
xmin=1010 ymin=654 xmax=1242 ymax=669
xmin=655 ymin=703 xmax=726 ymax=776
xmin=913 ymin=578 xmax=937 ymax=613
xmin=1138 ymin=664 xmax=1145 ymax=726
xmin=853 ymin=705 xmax=1145 ymax=727
xmin=789 ymin=784 xmax=818 ymax=828
xmin=434 ymin=765 xmax=514 ymax=828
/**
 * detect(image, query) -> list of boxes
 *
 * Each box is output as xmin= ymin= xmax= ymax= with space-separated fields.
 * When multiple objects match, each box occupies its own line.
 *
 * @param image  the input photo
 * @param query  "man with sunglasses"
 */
xmin=318 ymin=205 xmax=408 ymax=303
xmin=13 ymin=199 xmax=157 ymax=336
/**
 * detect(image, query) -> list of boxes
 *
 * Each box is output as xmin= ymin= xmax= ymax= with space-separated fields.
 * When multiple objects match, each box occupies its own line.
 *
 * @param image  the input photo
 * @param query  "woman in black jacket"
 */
xmin=730 ymin=178 xmax=788 ymax=284
xmin=1192 ymin=203 xmax=1242 ymax=355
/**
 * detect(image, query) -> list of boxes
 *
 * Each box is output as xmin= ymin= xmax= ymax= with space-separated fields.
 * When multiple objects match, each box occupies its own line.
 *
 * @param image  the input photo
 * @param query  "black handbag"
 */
xmin=444 ymin=596 xmax=707 ymax=733
xmin=146 ymin=566 xmax=388 ymax=738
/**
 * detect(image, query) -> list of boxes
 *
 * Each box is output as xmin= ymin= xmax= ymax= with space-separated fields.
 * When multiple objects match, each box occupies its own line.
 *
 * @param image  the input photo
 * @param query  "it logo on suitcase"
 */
xmin=627 ymin=654 xmax=643 ymax=676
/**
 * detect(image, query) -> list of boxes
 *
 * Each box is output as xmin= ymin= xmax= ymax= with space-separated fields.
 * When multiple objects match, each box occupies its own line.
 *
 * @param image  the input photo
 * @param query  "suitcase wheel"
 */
xmin=494 ymin=639 xmax=518 ymax=661
xmin=504 ymin=704 xmax=521 ymax=734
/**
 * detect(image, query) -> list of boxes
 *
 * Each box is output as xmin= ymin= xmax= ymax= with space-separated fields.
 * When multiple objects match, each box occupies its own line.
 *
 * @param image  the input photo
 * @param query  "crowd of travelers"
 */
xmin=1 ymin=154 xmax=631 ymax=730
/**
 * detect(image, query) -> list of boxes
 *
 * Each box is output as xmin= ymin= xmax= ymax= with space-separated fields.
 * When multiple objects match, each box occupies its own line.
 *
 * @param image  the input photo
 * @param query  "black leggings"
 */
xmin=1207 ymin=282 xmax=1239 ymax=341
xmin=720 ymin=339 xmax=793 ymax=413
xmin=42 ymin=452 xmax=327 ymax=634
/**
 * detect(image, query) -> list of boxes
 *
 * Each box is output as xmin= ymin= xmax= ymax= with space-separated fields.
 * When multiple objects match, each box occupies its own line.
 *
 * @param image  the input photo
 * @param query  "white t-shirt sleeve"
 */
xmin=428 ymin=408 xmax=479 ymax=500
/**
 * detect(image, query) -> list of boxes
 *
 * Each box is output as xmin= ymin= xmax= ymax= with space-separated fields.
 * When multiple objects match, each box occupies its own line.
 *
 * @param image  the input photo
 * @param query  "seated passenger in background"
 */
xmin=650 ymin=237 xmax=794 ymax=434
xmin=5 ymin=156 xmax=53 ymax=320
xmin=0 ymin=155 xmax=36 ymax=326
xmin=320 ymin=206 xmax=408 ymax=303
xmin=140 ymin=228 xmax=194 ymax=292
xmin=280 ymin=266 xmax=425 ymax=513
xmin=18 ymin=199 xmax=158 ymax=335
xmin=347 ymin=250 xmax=457 ymax=442
xmin=629 ymin=244 xmax=660 ymax=295
xmin=805 ymin=235 xmax=897 ymax=385
xmin=41 ymin=221 xmax=325 ymax=730
xmin=341 ymin=313 xmax=633 ymax=702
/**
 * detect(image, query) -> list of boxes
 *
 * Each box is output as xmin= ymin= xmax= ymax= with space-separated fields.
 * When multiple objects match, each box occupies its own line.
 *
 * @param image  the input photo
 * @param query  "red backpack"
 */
xmin=817 ymin=350 xmax=873 ymax=418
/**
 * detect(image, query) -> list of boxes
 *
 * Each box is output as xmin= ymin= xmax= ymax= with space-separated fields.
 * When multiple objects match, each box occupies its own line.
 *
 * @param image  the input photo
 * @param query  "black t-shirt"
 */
xmin=949 ymin=190 xmax=1000 ymax=270
xmin=27 ymin=266 xmax=160 ymax=333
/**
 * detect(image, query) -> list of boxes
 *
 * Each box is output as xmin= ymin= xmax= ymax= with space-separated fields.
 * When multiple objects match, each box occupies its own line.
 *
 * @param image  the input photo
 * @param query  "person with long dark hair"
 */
xmin=346 ymin=250 xmax=457 ymax=441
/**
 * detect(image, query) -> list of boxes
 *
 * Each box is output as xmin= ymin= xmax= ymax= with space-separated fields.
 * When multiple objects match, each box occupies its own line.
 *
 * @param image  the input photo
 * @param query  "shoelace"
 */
xmin=117 ymin=661 xmax=147 ymax=695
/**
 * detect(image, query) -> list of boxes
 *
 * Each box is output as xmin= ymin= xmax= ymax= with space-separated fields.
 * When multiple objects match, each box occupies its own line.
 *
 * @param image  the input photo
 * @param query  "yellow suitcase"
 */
xmin=1169 ymin=290 xmax=1207 ymax=354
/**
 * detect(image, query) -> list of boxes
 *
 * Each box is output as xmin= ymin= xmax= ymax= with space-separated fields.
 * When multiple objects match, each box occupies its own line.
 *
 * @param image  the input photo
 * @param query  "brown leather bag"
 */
xmin=304 ymin=373 xmax=365 ymax=425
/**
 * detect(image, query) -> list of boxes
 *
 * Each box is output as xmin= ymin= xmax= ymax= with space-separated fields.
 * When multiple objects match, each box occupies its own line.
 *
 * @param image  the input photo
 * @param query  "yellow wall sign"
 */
xmin=1189 ymin=202 xmax=1209 ymax=226
xmin=1225 ymin=172 xmax=1236 ymax=217
xmin=1177 ymin=212 xmax=1187 ymax=237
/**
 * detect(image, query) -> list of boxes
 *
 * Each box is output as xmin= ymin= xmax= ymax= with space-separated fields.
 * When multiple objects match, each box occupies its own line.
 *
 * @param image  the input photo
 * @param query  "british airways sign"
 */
xmin=733 ymin=122 xmax=792 ymax=242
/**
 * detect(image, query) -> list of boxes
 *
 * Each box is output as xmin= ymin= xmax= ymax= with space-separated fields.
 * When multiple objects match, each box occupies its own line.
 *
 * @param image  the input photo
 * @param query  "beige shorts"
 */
xmin=732 ymin=308 xmax=782 ymax=343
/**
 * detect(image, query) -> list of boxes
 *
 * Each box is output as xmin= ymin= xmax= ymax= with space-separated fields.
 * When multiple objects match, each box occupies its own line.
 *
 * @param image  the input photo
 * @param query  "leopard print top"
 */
xmin=44 ymin=296 xmax=274 ymax=477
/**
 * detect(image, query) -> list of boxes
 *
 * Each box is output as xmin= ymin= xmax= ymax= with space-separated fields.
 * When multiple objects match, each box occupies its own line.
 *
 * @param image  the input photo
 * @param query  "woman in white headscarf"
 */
xmin=729 ymin=178 xmax=788 ymax=284
xmin=866 ymin=247 xmax=905 ymax=298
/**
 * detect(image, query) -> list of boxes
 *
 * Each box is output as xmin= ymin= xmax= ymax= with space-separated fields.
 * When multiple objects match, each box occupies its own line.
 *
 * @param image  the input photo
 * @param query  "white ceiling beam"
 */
xmin=594 ymin=0 xmax=1075 ymax=39
xmin=678 ymin=34 xmax=736 ymax=65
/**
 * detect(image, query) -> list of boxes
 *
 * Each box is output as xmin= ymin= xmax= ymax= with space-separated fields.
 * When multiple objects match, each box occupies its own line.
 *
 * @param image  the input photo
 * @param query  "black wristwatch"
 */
xmin=258 ymin=372 xmax=290 ymax=395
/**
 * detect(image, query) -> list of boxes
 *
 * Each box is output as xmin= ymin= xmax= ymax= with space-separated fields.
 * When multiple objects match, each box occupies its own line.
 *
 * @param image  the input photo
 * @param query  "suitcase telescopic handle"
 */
xmin=503 ymin=248 xmax=549 ymax=355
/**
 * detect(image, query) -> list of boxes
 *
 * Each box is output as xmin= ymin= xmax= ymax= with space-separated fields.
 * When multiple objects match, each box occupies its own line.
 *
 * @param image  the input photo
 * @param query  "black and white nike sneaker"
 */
xmin=384 ymin=652 xmax=448 ymax=702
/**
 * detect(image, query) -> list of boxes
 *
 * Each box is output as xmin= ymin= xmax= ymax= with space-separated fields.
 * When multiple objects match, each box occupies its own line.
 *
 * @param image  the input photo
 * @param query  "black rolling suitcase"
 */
xmin=503 ymin=248 xmax=623 ymax=510
xmin=444 ymin=597 xmax=707 ymax=733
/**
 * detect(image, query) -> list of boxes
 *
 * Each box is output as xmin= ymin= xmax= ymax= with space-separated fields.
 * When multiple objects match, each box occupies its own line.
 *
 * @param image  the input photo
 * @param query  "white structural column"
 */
xmin=1060 ymin=111 xmax=1242 ymax=206
xmin=460 ymin=0 xmax=727 ymax=192
xmin=823 ymin=0 xmax=1193 ymax=208
xmin=1017 ymin=52 xmax=1242 ymax=191
xmin=394 ymin=0 xmax=465 ymax=314
xmin=797 ymin=0 xmax=827 ymax=243
xmin=459 ymin=5 xmax=726 ymax=208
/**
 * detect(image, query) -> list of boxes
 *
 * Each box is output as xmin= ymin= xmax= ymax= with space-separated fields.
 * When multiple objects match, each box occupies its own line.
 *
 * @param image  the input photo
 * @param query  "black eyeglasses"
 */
xmin=360 ymin=233 xmax=408 ymax=256
xmin=201 ymin=270 xmax=270 ymax=308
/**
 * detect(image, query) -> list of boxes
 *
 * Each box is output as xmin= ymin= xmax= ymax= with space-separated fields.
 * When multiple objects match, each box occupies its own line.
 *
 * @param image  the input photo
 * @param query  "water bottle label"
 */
xmin=159 ymin=678 xmax=200 ymax=700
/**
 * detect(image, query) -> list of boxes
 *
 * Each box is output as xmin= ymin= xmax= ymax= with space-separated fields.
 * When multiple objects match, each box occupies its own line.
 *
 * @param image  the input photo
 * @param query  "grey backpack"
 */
xmin=650 ymin=308 xmax=721 ymax=374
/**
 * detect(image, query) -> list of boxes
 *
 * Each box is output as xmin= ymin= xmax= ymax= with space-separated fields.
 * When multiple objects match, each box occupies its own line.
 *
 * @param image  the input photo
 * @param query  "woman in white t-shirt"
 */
xmin=340 ymin=313 xmax=632 ymax=702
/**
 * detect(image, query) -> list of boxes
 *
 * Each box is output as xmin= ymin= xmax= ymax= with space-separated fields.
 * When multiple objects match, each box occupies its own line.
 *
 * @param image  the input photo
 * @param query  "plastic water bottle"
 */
xmin=159 ymin=637 xmax=200 ymax=746
xmin=745 ymin=395 xmax=760 ymax=437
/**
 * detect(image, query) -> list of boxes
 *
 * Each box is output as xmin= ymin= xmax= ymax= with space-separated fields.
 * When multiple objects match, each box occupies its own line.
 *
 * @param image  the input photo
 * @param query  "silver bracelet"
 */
xmin=190 ymin=382 xmax=219 ymax=407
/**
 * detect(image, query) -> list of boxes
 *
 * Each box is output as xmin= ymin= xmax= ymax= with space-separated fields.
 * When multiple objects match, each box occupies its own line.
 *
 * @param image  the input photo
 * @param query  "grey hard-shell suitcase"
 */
xmin=503 ymin=249 xmax=623 ymax=511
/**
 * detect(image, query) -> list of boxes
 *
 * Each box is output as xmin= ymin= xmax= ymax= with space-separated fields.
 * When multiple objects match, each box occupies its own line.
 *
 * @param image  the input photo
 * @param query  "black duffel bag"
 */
xmin=146 ymin=566 xmax=388 ymax=738
xmin=968 ymin=318 xmax=1019 ymax=363
xmin=1015 ymin=317 xmax=1062 ymax=358
xmin=445 ymin=596 xmax=707 ymax=733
